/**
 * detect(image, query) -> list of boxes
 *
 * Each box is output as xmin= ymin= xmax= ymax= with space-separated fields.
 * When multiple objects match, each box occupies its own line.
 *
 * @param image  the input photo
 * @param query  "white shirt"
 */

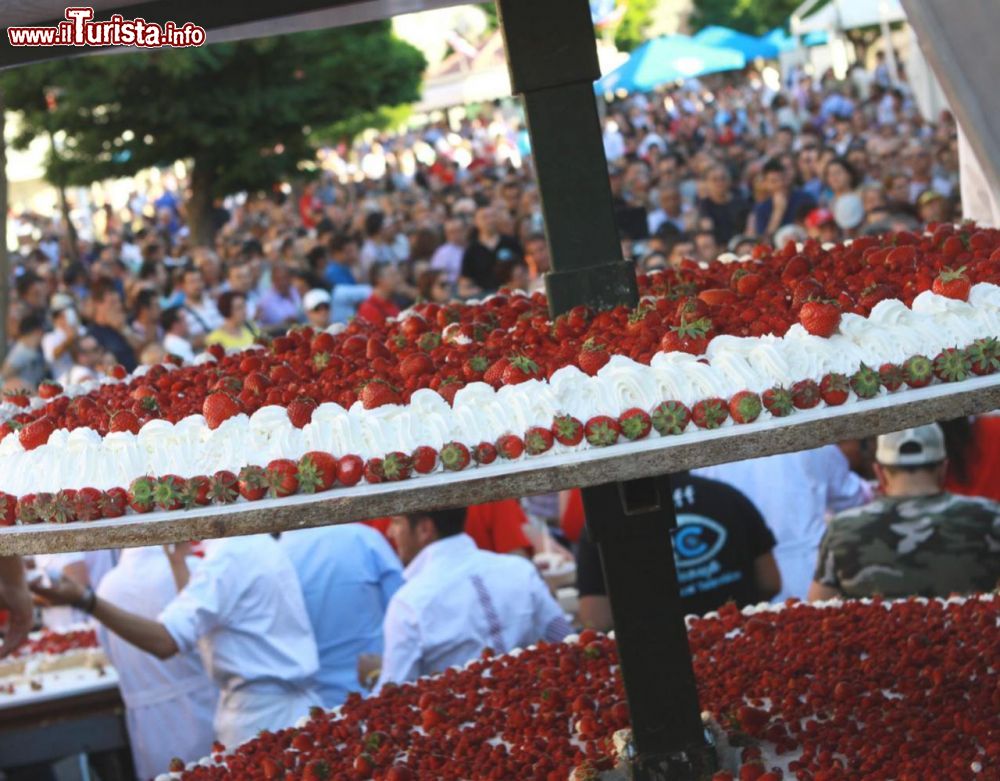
xmin=163 ymin=332 xmax=195 ymax=364
xmin=97 ymin=547 xmax=217 ymax=781
xmin=429 ymin=243 xmax=465 ymax=285
xmin=694 ymin=446 xmax=871 ymax=601
xmin=41 ymin=329 xmax=73 ymax=381
xmin=159 ymin=535 xmax=319 ymax=696
xmin=377 ymin=534 xmax=570 ymax=687
xmin=280 ymin=525 xmax=403 ymax=708
xmin=183 ymin=296 xmax=223 ymax=338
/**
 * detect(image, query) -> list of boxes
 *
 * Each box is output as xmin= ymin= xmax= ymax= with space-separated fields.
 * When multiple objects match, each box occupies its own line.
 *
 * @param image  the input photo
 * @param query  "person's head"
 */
xmin=874 ymin=424 xmax=948 ymax=497
xmin=657 ymin=186 xmax=682 ymax=215
xmin=15 ymin=271 xmax=47 ymax=312
xmin=303 ymin=289 xmax=331 ymax=329
xmin=474 ymin=206 xmax=498 ymax=237
xmin=388 ymin=507 xmax=467 ymax=565
xmin=226 ymin=262 xmax=253 ymax=295
xmin=860 ymin=183 xmax=888 ymax=214
xmin=775 ymin=126 xmax=795 ymax=152
xmin=917 ymin=190 xmax=950 ymax=224
xmin=728 ymin=234 xmax=757 ymax=257
xmin=804 ymin=208 xmax=840 ymax=243
xmin=181 ymin=267 xmax=205 ymax=301
xmin=270 ymin=264 xmax=292 ymax=295
xmin=500 ymin=179 xmax=522 ymax=211
xmin=140 ymin=342 xmax=166 ymax=367
xmin=193 ymin=247 xmax=221 ymax=287
xmin=370 ymin=262 xmax=400 ymax=296
xmin=704 ymin=164 xmax=732 ymax=202
xmin=693 ymin=230 xmax=720 ymax=264
xmin=160 ymin=306 xmax=188 ymax=338
xmin=217 ymin=291 xmax=247 ymax=327
xmin=16 ymin=311 xmax=44 ymax=347
xmin=328 ymin=234 xmax=359 ymax=266
xmin=364 ymin=211 xmax=385 ymax=240
xmin=762 ymin=158 xmax=788 ymax=197
xmin=904 ymin=144 xmax=933 ymax=178
xmin=132 ymin=288 xmax=161 ymax=325
xmin=417 ymin=269 xmax=452 ymax=304
xmin=73 ymin=333 xmax=103 ymax=370
xmin=305 ymin=245 xmax=328 ymax=275
xmin=90 ymin=278 xmax=124 ymax=327
xmin=641 ymin=251 xmax=668 ymax=273
xmin=663 ymin=232 xmax=695 ymax=269
xmin=796 ymin=145 xmax=819 ymax=182
xmin=443 ymin=218 xmax=467 ymax=247
xmin=523 ymin=233 xmax=550 ymax=278
xmin=885 ymin=172 xmax=911 ymax=204
xmin=824 ymin=157 xmax=859 ymax=195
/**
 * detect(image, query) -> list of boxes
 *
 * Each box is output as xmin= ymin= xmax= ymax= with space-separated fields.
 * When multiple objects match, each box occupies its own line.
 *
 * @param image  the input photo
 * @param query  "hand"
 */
xmin=163 ymin=541 xmax=192 ymax=567
xmin=357 ymin=653 xmax=382 ymax=690
xmin=0 ymin=557 xmax=34 ymax=657
xmin=29 ymin=574 xmax=85 ymax=609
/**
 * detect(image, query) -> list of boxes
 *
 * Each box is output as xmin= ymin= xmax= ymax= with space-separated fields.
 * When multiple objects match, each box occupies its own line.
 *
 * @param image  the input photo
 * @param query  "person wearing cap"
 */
xmin=303 ymin=289 xmax=332 ymax=331
xmin=916 ymin=189 xmax=951 ymax=225
xmin=809 ymin=424 xmax=1000 ymax=601
xmin=804 ymin=208 xmax=841 ymax=244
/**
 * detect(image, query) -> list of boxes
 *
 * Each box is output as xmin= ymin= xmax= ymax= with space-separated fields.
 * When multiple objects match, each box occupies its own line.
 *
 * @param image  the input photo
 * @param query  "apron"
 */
xmin=214 ymin=681 xmax=321 ymax=749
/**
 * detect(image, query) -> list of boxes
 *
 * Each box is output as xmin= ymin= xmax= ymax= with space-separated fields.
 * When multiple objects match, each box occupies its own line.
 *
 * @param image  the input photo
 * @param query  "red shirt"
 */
xmin=464 ymin=500 xmax=533 ymax=555
xmin=945 ymin=415 xmax=1000 ymax=503
xmin=356 ymin=294 xmax=400 ymax=325
xmin=560 ymin=489 xmax=586 ymax=544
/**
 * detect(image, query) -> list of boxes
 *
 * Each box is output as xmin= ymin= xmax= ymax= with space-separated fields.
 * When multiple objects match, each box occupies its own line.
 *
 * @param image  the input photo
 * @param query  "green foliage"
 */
xmin=689 ymin=0 xmax=801 ymax=37
xmin=614 ymin=0 xmax=658 ymax=52
xmin=1 ymin=22 xmax=424 ymax=203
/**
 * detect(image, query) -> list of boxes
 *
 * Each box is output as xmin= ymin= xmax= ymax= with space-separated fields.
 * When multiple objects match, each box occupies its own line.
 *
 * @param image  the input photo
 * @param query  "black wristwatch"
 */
xmin=73 ymin=585 xmax=97 ymax=614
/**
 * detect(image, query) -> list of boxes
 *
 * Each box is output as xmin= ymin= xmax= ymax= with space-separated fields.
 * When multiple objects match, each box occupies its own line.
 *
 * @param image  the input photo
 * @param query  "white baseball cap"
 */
xmin=303 ymin=289 xmax=331 ymax=312
xmin=875 ymin=424 xmax=946 ymax=466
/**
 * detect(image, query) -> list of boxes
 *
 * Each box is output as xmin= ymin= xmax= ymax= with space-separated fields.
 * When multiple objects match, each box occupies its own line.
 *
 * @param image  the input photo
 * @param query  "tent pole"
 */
xmin=495 ymin=1 xmax=716 ymax=778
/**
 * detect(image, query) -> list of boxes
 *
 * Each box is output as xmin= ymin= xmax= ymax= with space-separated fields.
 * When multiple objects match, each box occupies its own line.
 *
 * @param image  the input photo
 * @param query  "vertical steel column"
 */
xmin=495 ymin=1 xmax=714 ymax=778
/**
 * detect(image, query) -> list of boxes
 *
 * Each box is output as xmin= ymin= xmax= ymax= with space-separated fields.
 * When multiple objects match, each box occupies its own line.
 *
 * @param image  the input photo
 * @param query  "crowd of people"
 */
xmin=0 ymin=50 xmax=997 ymax=781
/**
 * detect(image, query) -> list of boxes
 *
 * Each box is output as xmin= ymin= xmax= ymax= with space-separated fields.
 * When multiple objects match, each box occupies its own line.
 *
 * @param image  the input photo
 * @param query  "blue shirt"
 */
xmin=753 ymin=189 xmax=816 ymax=237
xmin=280 ymin=524 xmax=403 ymax=707
xmin=325 ymin=263 xmax=357 ymax=288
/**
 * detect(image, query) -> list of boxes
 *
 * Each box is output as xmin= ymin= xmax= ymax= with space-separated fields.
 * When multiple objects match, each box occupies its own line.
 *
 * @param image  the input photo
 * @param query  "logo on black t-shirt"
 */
xmin=674 ymin=513 xmax=742 ymax=597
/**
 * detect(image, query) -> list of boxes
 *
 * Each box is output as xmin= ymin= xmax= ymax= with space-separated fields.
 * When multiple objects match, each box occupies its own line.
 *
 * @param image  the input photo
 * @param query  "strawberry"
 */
xmin=462 ymin=355 xmax=490 ymax=382
xmin=762 ymin=386 xmax=794 ymax=417
xmin=244 ymin=371 xmax=272 ymax=396
xmin=294 ymin=453 xmax=337 ymax=493
xmin=37 ymin=381 xmax=62 ymax=399
xmin=110 ymin=364 xmax=128 ymax=380
xmin=496 ymin=434 xmax=525 ymax=459
xmin=577 ymin=340 xmax=610 ymax=376
xmin=202 ymin=392 xmax=240 ymax=430
xmin=660 ymin=318 xmax=713 ymax=355
xmin=209 ymin=470 xmax=239 ymax=504
xmin=336 ymin=454 xmax=363 ymax=487
xmin=100 ymin=488 xmax=127 ymax=518
xmin=473 ymin=442 xmax=498 ymax=465
xmin=691 ymin=398 xmax=729 ymax=429
xmin=552 ymin=415 xmax=584 ymax=446
xmin=933 ymin=348 xmax=971 ymax=382
xmin=286 ymin=397 xmax=317 ymax=428
xmin=410 ymin=445 xmax=438 ymax=474
xmin=781 ymin=253 xmax=810 ymax=282
xmin=651 ymin=400 xmax=690 ymax=435
xmin=367 ymin=452 xmax=412 ymax=482
xmin=2 ymin=389 xmax=29 ymax=408
xmin=109 ymin=409 xmax=141 ymax=434
xmin=931 ymin=267 xmax=971 ymax=300
xmin=502 ymin=355 xmax=541 ymax=385
xmin=128 ymin=476 xmax=156 ymax=513
xmin=182 ymin=476 xmax=212 ymax=507
xmin=168 ymin=758 xmax=185 ymax=772
xmin=483 ymin=358 xmax=510 ymax=388
xmin=850 ymin=365 xmax=882 ymax=399
xmin=400 ymin=353 xmax=434 ymax=380
xmin=798 ymin=300 xmax=841 ymax=337
xmin=791 ymin=379 xmax=820 ymax=409
xmin=584 ymin=416 xmax=620 ymax=447
xmin=153 ymin=475 xmax=186 ymax=511
xmin=360 ymin=380 xmax=401 ymax=410
xmin=207 ymin=343 xmax=225 ymax=360
xmin=731 ymin=270 xmax=762 ymax=296
xmin=266 ymin=458 xmax=299 ymax=498
xmin=417 ymin=332 xmax=441 ymax=352
xmin=728 ymin=391 xmax=762 ymax=424
xmin=791 ymin=277 xmax=824 ymax=309
xmin=966 ymin=337 xmax=1000 ymax=375
xmin=0 ymin=492 xmax=16 ymax=526
xmin=439 ymin=442 xmax=470 ymax=471
xmin=675 ymin=296 xmax=709 ymax=321
xmin=237 ymin=465 xmax=268 ymax=501
xmin=698 ymin=288 xmax=736 ymax=308
xmin=18 ymin=416 xmax=55 ymax=451
xmin=878 ymin=363 xmax=905 ymax=392
xmin=820 ymin=373 xmax=850 ymax=406
xmin=525 ymin=426 xmax=555 ymax=455
xmin=303 ymin=759 xmax=332 ymax=781
xmin=47 ymin=491 xmax=77 ymax=524
xmin=903 ymin=355 xmax=934 ymax=388
xmin=618 ymin=408 xmax=652 ymax=440
xmin=17 ymin=494 xmax=42 ymax=524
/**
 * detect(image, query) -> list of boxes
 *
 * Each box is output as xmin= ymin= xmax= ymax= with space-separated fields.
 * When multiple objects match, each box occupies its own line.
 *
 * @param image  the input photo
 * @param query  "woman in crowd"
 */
xmin=206 ymin=292 xmax=257 ymax=351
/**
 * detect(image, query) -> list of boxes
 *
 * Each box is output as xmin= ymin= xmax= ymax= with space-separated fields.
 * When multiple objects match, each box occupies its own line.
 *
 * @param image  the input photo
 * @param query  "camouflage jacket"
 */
xmin=814 ymin=492 xmax=1000 ymax=599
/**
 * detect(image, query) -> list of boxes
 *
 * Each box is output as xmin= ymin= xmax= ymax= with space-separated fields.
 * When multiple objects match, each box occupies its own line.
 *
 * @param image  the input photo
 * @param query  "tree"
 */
xmin=614 ymin=0 xmax=658 ymax=53
xmin=0 ymin=23 xmax=424 ymax=244
xmin=689 ymin=0 xmax=801 ymax=37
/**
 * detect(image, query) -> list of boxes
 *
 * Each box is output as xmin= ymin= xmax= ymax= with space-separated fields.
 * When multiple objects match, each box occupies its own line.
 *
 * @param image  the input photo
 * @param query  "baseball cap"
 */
xmin=833 ymin=193 xmax=865 ymax=230
xmin=917 ymin=189 xmax=944 ymax=207
xmin=303 ymin=289 xmax=331 ymax=311
xmin=805 ymin=208 xmax=835 ymax=229
xmin=875 ymin=424 xmax=946 ymax=466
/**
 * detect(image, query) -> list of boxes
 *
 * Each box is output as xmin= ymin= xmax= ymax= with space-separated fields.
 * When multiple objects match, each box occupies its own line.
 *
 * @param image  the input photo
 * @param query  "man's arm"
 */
xmin=164 ymin=543 xmax=192 ymax=592
xmin=807 ymin=581 xmax=840 ymax=602
xmin=578 ymin=596 xmax=613 ymax=633
xmin=0 ymin=556 xmax=33 ymax=657
xmin=752 ymin=552 xmax=782 ymax=601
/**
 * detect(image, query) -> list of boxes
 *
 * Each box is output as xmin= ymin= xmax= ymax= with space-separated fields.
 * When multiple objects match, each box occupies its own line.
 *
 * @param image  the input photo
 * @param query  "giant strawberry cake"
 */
xmin=153 ymin=595 xmax=998 ymax=780
xmin=0 ymin=225 xmax=998 ymax=525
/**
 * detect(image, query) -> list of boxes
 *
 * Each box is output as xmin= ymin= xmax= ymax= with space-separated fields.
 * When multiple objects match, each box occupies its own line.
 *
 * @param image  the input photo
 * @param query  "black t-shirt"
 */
xmin=88 ymin=324 xmax=137 ymax=372
xmin=576 ymin=473 xmax=776 ymax=618
xmin=698 ymin=195 xmax=751 ymax=245
xmin=461 ymin=234 xmax=523 ymax=290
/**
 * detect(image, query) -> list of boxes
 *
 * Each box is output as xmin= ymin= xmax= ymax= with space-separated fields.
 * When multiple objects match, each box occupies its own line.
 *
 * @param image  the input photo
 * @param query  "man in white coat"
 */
xmin=96 ymin=546 xmax=217 ymax=780
xmin=33 ymin=535 xmax=321 ymax=749
xmin=377 ymin=508 xmax=573 ymax=688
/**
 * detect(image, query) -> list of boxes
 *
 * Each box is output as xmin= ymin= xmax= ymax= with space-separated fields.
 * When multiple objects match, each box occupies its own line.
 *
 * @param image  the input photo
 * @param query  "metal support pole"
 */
xmin=495 ymin=1 xmax=714 ymax=778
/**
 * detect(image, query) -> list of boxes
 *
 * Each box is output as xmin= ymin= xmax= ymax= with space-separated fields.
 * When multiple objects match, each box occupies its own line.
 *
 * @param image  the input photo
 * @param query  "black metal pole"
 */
xmin=495 ymin=1 xmax=714 ymax=778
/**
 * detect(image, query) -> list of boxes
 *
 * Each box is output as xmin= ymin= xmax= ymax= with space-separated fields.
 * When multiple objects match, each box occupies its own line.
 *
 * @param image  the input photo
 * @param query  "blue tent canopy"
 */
xmin=595 ymin=35 xmax=746 ymax=95
xmin=692 ymin=25 xmax=780 ymax=61
xmin=764 ymin=27 xmax=830 ymax=50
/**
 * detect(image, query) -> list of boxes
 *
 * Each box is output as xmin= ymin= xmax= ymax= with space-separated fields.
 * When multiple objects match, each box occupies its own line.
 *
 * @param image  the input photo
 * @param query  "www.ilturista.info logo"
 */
xmin=8 ymin=7 xmax=206 ymax=48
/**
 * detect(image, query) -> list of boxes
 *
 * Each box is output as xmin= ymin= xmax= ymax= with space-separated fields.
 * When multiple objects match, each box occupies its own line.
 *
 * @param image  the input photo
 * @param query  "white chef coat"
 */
xmin=377 ymin=534 xmax=572 ymax=688
xmin=694 ymin=446 xmax=871 ymax=602
xmin=280 ymin=524 xmax=403 ymax=708
xmin=159 ymin=535 xmax=321 ymax=748
xmin=96 ymin=547 xmax=217 ymax=781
